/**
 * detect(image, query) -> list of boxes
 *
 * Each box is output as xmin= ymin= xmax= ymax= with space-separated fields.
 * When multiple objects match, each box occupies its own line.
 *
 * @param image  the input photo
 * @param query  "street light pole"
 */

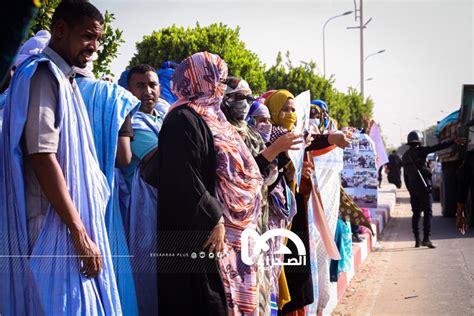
xmin=323 ymin=10 xmax=353 ymax=78
xmin=348 ymin=1 xmax=372 ymax=99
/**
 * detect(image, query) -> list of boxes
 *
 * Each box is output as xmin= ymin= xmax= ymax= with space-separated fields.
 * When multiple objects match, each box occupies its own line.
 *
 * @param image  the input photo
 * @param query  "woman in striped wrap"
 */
xmin=157 ymin=52 xmax=264 ymax=315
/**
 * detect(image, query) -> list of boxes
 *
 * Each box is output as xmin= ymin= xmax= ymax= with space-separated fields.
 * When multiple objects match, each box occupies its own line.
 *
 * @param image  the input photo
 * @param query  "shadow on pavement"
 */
xmin=377 ymin=247 xmax=432 ymax=253
xmin=376 ymin=214 xmax=474 ymax=242
xmin=396 ymin=196 xmax=411 ymax=204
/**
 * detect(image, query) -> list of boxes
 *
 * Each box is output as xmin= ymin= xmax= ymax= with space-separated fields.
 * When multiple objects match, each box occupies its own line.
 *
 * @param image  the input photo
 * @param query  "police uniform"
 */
xmin=402 ymin=130 xmax=454 ymax=248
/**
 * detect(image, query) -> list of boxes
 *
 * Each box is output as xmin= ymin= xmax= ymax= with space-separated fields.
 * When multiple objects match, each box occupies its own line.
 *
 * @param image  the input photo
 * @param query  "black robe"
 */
xmin=387 ymin=153 xmax=403 ymax=188
xmin=156 ymin=105 xmax=227 ymax=315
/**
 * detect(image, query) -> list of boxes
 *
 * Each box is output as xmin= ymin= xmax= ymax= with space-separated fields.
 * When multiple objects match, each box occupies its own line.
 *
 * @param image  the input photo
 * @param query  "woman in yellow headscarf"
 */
xmin=265 ymin=89 xmax=298 ymax=131
xmin=262 ymin=90 xmax=300 ymax=312
xmin=264 ymin=90 xmax=347 ymax=314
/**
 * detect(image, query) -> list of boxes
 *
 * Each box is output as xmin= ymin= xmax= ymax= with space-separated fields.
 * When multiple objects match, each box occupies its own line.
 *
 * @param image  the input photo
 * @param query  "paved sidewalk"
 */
xmin=333 ymin=188 xmax=474 ymax=315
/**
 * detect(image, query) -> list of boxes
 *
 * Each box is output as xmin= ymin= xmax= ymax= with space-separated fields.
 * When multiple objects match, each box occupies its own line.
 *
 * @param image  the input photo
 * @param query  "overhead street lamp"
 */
xmin=356 ymin=77 xmax=373 ymax=89
xmin=323 ymin=10 xmax=353 ymax=78
xmin=365 ymin=49 xmax=386 ymax=63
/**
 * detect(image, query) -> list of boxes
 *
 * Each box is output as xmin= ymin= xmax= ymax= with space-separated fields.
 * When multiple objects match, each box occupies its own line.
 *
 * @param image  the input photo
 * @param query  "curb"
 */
xmin=322 ymin=185 xmax=397 ymax=315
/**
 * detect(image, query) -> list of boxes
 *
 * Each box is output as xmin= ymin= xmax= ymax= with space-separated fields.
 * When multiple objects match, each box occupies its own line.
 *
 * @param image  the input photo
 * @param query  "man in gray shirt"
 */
xmin=23 ymin=3 xmax=105 ymax=278
xmin=0 ymin=2 xmax=129 ymax=314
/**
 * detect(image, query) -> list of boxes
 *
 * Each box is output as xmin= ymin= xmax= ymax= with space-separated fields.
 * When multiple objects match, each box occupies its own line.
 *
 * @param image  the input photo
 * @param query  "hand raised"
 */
xmin=272 ymin=133 xmax=304 ymax=152
xmin=328 ymin=133 xmax=351 ymax=149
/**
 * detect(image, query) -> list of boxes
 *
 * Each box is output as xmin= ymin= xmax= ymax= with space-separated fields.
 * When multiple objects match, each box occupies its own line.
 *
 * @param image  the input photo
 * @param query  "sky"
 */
xmin=93 ymin=0 xmax=473 ymax=147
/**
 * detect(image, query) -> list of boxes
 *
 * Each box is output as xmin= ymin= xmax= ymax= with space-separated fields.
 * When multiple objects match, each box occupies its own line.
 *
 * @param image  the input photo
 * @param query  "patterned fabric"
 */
xmin=313 ymin=168 xmax=341 ymax=312
xmin=247 ymin=98 xmax=270 ymax=120
xmin=266 ymin=105 xmax=297 ymax=310
xmin=306 ymin=194 xmax=320 ymax=316
xmin=220 ymin=84 xmax=264 ymax=158
xmin=221 ymin=79 xmax=275 ymax=315
xmin=269 ymin=125 xmax=289 ymax=144
xmin=243 ymin=125 xmax=267 ymax=158
xmin=267 ymin=176 xmax=297 ymax=302
xmin=172 ymin=52 xmax=263 ymax=314
xmin=255 ymin=186 xmax=271 ymax=316
xmin=340 ymin=187 xmax=374 ymax=235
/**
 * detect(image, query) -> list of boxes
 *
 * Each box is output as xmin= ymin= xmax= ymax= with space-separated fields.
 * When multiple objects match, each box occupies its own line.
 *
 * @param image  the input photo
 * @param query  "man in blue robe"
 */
xmin=123 ymin=64 xmax=163 ymax=315
xmin=75 ymin=65 xmax=141 ymax=314
xmin=0 ymin=2 xmax=121 ymax=314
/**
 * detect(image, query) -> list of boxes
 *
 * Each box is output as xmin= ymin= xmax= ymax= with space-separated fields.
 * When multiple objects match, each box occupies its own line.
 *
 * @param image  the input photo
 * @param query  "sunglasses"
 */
xmin=227 ymin=93 xmax=254 ymax=103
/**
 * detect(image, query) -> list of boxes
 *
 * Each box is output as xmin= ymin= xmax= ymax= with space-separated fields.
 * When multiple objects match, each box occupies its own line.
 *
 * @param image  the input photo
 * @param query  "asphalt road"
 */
xmin=333 ymin=187 xmax=474 ymax=315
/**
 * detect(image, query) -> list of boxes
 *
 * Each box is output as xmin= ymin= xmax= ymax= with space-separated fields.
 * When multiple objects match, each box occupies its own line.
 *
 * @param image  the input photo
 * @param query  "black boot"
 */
xmin=414 ymin=232 xmax=420 ymax=248
xmin=421 ymin=239 xmax=436 ymax=248
xmin=422 ymin=240 xmax=436 ymax=248
xmin=422 ymin=231 xmax=436 ymax=248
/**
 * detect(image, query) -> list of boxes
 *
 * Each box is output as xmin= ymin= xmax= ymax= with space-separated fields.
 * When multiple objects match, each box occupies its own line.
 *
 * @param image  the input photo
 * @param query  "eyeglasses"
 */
xmin=228 ymin=93 xmax=254 ymax=103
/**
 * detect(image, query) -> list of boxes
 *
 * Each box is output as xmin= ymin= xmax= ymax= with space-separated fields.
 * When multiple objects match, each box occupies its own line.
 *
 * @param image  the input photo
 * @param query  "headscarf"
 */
xmin=311 ymin=99 xmax=330 ymax=129
xmin=160 ymin=61 xmax=178 ymax=70
xmin=309 ymin=104 xmax=326 ymax=133
xmin=225 ymin=76 xmax=251 ymax=95
xmin=158 ymin=61 xmax=178 ymax=104
xmin=264 ymin=89 xmax=296 ymax=129
xmin=247 ymin=98 xmax=272 ymax=143
xmin=248 ymin=98 xmax=270 ymax=120
xmin=221 ymin=76 xmax=252 ymax=126
xmin=311 ymin=99 xmax=329 ymax=114
xmin=14 ymin=30 xmax=50 ymax=68
xmin=221 ymin=77 xmax=264 ymax=157
xmin=173 ymin=51 xmax=263 ymax=313
xmin=261 ymin=89 xmax=277 ymax=99
xmin=172 ymin=52 xmax=262 ymax=227
xmin=118 ymin=69 xmax=129 ymax=88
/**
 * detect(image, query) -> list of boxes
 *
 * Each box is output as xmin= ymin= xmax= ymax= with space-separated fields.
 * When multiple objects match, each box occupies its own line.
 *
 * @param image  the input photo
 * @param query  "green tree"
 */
xmin=92 ymin=11 xmax=124 ymax=78
xmin=28 ymin=0 xmax=60 ymax=36
xmin=129 ymin=23 xmax=267 ymax=93
xmin=264 ymin=52 xmax=373 ymax=127
xmin=28 ymin=1 xmax=124 ymax=78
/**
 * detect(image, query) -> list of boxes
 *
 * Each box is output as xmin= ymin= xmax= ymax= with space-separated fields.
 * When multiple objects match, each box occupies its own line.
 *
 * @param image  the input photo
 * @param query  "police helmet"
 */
xmin=407 ymin=130 xmax=423 ymax=145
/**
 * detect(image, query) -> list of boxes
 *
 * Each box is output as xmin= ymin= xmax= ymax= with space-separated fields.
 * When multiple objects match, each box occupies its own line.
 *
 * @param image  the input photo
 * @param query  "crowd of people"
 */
xmin=0 ymin=2 xmax=378 ymax=315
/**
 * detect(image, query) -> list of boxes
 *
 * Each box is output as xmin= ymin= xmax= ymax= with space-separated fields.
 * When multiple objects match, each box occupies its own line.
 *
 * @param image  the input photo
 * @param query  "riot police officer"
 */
xmin=402 ymin=130 xmax=455 ymax=248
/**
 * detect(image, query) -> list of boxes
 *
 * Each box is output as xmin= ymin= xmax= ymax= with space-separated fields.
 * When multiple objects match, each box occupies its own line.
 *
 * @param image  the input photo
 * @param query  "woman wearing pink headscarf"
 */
xmin=157 ymin=52 xmax=263 ymax=315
